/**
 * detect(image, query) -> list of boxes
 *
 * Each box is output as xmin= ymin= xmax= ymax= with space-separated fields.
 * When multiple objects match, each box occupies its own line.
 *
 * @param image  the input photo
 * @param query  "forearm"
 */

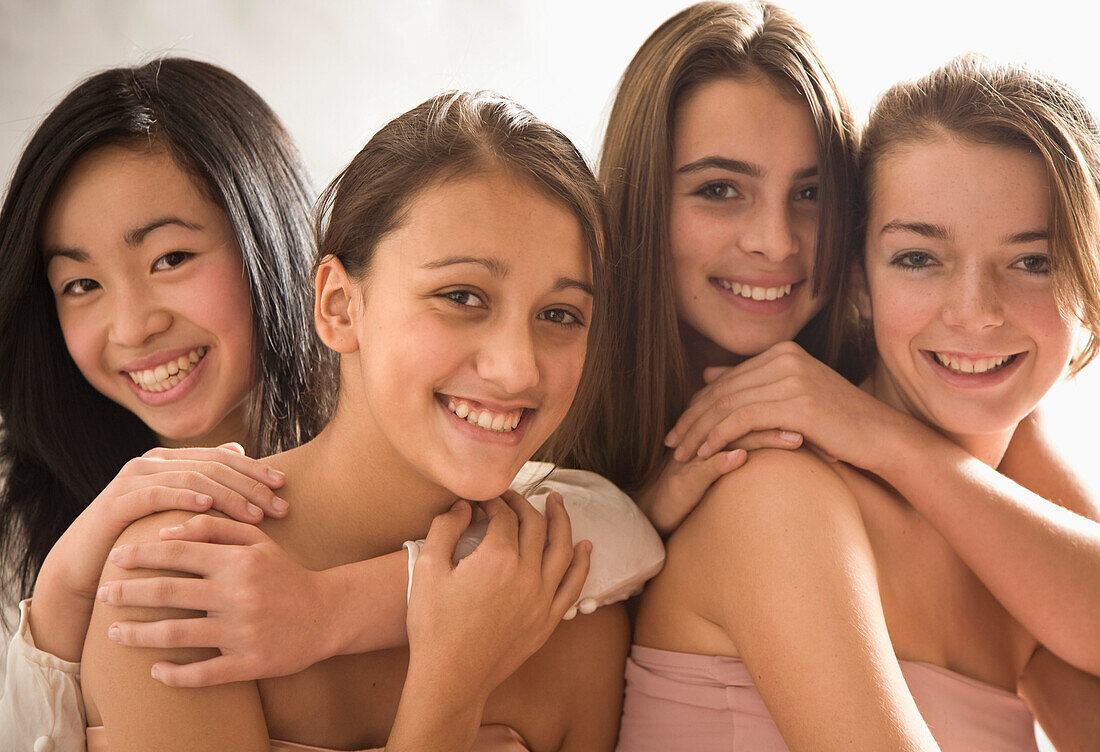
xmin=386 ymin=668 xmax=487 ymax=752
xmin=1018 ymin=646 xmax=1100 ymax=752
xmin=323 ymin=550 xmax=409 ymax=657
xmin=875 ymin=422 xmax=1100 ymax=672
xmin=29 ymin=549 xmax=96 ymax=663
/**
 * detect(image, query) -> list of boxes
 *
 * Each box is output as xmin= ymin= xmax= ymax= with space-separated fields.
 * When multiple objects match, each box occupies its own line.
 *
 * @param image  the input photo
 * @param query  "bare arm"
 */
xmin=680 ymin=449 xmax=939 ymax=752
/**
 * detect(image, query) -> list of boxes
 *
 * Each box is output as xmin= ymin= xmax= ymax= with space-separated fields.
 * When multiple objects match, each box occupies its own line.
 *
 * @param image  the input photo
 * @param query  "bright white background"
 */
xmin=1 ymin=0 xmax=1097 ymax=469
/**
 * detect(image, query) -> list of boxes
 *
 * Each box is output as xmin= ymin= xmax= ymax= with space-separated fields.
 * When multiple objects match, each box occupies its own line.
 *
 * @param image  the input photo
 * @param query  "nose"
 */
xmin=475 ymin=317 xmax=541 ymax=395
xmin=738 ymin=198 xmax=799 ymax=263
xmin=940 ymin=265 xmax=1005 ymax=332
xmin=106 ymin=284 xmax=172 ymax=348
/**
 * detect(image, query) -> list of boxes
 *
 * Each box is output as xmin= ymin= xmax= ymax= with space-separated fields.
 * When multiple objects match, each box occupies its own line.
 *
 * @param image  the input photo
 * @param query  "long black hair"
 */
xmin=0 ymin=58 xmax=336 ymax=602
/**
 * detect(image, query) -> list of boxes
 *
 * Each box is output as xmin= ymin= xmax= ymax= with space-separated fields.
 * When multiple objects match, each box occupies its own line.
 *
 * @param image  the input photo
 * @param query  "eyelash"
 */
xmin=890 ymin=250 xmax=936 ymax=271
xmin=439 ymin=290 xmax=585 ymax=327
xmin=696 ymin=182 xmax=740 ymax=201
xmin=1013 ymin=254 xmax=1051 ymax=275
xmin=61 ymin=278 xmax=100 ymax=296
xmin=152 ymin=251 xmax=192 ymax=271
xmin=793 ymin=185 xmax=818 ymax=202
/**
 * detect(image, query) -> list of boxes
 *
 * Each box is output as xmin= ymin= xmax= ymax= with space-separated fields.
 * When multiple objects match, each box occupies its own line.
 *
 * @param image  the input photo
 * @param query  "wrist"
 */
xmin=315 ymin=565 xmax=355 ymax=658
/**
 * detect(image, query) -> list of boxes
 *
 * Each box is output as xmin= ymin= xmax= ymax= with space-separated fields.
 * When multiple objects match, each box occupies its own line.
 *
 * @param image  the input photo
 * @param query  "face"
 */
xmin=42 ymin=145 xmax=255 ymax=445
xmin=335 ymin=168 xmax=593 ymax=501
xmin=669 ymin=75 xmax=825 ymax=359
xmin=862 ymin=135 xmax=1077 ymax=445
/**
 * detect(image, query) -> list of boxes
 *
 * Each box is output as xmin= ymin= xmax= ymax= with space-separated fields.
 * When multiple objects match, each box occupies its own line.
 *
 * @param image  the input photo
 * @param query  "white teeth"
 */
xmin=933 ymin=352 xmax=1012 ymax=374
xmin=717 ymin=280 xmax=794 ymax=301
xmin=444 ymin=398 xmax=524 ymax=433
xmin=127 ymin=347 xmax=206 ymax=393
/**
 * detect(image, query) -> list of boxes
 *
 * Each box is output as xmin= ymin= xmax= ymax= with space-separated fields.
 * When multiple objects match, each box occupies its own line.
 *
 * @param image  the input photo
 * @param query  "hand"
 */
xmin=405 ymin=491 xmax=591 ymax=702
xmin=97 ymin=515 xmax=332 ymax=687
xmin=635 ymin=449 xmax=749 ymax=537
xmin=29 ymin=443 xmax=287 ymax=662
xmin=665 ymin=341 xmax=905 ymax=472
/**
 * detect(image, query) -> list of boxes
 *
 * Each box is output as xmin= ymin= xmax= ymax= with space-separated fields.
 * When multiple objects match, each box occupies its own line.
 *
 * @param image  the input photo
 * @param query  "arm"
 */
xmin=81 ymin=510 xmax=269 ymax=752
xmin=668 ymin=342 xmax=1100 ymax=673
xmin=1017 ymin=645 xmax=1100 ymax=752
xmin=680 ymin=449 xmax=939 ymax=752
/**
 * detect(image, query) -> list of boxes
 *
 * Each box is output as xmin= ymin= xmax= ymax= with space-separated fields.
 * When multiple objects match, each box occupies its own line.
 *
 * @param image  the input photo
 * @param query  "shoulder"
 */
xmin=489 ymin=604 xmax=629 ymax=752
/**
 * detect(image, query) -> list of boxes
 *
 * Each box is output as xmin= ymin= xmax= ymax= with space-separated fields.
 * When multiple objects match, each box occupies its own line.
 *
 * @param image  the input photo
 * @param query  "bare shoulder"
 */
xmin=486 ymin=604 xmax=630 ymax=752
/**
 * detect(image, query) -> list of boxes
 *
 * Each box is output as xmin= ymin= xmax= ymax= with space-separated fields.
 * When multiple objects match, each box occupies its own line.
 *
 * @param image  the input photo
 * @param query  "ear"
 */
xmin=314 ymin=255 xmax=360 ymax=354
xmin=850 ymin=260 xmax=872 ymax=321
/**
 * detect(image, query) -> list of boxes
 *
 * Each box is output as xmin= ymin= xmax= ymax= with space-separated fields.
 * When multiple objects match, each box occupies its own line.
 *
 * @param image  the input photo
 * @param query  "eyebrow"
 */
xmin=1004 ymin=229 xmax=1048 ymax=244
xmin=879 ymin=220 xmax=952 ymax=241
xmin=124 ymin=216 xmax=203 ymax=246
xmin=675 ymin=156 xmax=818 ymax=181
xmin=422 ymin=255 xmax=593 ymax=296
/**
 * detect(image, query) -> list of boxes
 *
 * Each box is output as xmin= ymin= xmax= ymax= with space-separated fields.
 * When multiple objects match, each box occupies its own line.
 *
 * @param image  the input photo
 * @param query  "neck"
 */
xmin=270 ymin=387 xmax=459 ymax=555
xmin=864 ymin=360 xmax=1015 ymax=468
xmin=680 ymin=322 xmax=746 ymax=394
xmin=157 ymin=402 xmax=249 ymax=451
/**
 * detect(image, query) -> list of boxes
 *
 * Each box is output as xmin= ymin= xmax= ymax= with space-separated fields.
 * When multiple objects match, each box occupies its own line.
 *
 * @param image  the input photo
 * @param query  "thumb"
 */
xmin=702 ymin=366 xmax=732 ymax=384
xmin=218 ymin=442 xmax=246 ymax=455
xmin=419 ymin=500 xmax=473 ymax=570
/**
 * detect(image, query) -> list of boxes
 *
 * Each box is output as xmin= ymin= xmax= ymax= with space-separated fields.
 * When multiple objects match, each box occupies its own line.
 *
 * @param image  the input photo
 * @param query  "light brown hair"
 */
xmin=579 ymin=1 xmax=858 ymax=492
xmin=860 ymin=54 xmax=1100 ymax=374
xmin=314 ymin=90 xmax=610 ymax=461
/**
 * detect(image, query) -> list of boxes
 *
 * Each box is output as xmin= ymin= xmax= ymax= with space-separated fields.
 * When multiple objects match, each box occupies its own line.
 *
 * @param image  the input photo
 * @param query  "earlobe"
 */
xmin=314 ymin=255 xmax=359 ymax=354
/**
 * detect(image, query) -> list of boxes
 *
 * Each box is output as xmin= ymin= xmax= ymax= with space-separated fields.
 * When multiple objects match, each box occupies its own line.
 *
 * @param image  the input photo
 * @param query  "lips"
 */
xmin=714 ymin=279 xmax=794 ymax=301
xmin=124 ymin=347 xmax=207 ymax=392
xmin=930 ymin=351 xmax=1021 ymax=375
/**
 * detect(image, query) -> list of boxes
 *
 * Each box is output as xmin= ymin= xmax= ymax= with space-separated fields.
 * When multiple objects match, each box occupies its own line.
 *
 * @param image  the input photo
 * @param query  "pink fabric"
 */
xmin=87 ymin=723 xmax=529 ymax=751
xmin=616 ymin=645 xmax=1039 ymax=752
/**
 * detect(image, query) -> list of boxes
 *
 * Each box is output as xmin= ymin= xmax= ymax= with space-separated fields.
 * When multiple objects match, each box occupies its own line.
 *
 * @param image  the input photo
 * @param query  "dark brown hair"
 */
xmin=315 ymin=90 xmax=610 ymax=461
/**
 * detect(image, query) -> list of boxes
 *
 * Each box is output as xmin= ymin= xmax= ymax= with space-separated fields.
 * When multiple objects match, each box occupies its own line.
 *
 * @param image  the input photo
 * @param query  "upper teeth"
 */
xmin=933 ymin=352 xmax=1012 ymax=374
xmin=446 ymin=399 xmax=524 ymax=432
xmin=126 ymin=347 xmax=206 ymax=392
xmin=717 ymin=280 xmax=794 ymax=301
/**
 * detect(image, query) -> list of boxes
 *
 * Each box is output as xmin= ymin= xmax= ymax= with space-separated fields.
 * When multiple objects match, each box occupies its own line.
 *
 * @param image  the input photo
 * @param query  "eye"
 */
xmin=1012 ymin=254 xmax=1051 ymax=275
xmin=539 ymin=308 xmax=584 ymax=327
xmin=793 ymin=185 xmax=818 ymax=202
xmin=61 ymin=278 xmax=100 ymax=296
xmin=697 ymin=182 xmax=740 ymax=201
xmin=891 ymin=250 xmax=937 ymax=270
xmin=152 ymin=251 xmax=191 ymax=271
xmin=441 ymin=289 xmax=486 ymax=308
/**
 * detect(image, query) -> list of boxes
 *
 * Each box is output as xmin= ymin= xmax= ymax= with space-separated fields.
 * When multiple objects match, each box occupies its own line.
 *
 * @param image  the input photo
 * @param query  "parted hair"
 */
xmin=859 ymin=54 xmax=1100 ymax=373
xmin=582 ymin=1 xmax=859 ymax=492
xmin=314 ymin=90 xmax=610 ymax=464
xmin=0 ymin=58 xmax=334 ymax=603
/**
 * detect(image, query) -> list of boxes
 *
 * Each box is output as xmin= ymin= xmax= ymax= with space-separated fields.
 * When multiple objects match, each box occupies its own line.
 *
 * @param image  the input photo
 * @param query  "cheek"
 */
xmin=56 ymin=306 xmax=105 ymax=381
xmin=868 ymin=282 xmax=931 ymax=357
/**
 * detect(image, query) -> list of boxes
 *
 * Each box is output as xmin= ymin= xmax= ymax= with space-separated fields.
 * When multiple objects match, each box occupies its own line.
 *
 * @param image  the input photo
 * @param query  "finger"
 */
xmin=501 ymin=489 xmax=546 ymax=561
xmin=109 ymin=616 xmax=216 ymax=649
xmin=137 ymin=446 xmax=287 ymax=490
xmin=152 ymin=468 xmax=277 ymax=523
xmin=697 ymin=397 xmax=796 ymax=459
xmin=702 ymin=366 xmax=735 ymax=384
xmin=727 ymin=429 xmax=804 ymax=453
xmin=541 ymin=493 xmax=575 ymax=586
xmin=112 ymin=485 xmax=216 ymax=524
xmin=159 ymin=514 xmax=270 ymax=546
xmin=109 ymin=538 xmax=230 ymax=576
xmin=98 ymin=576 xmax=213 ymax=611
xmin=550 ymin=540 xmax=591 ymax=622
xmin=151 ymin=655 xmax=248 ymax=688
xmin=479 ymin=495 xmax=520 ymax=551
xmin=418 ymin=500 xmax=473 ymax=571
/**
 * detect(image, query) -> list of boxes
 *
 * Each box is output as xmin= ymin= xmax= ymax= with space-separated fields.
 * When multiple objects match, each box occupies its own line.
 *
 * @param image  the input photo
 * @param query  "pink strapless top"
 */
xmin=87 ymin=723 xmax=529 ymax=751
xmin=617 ymin=645 xmax=1039 ymax=752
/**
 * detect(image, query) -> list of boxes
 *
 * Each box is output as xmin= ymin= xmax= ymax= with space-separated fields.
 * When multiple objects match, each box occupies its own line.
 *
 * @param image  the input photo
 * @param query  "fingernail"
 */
xmin=272 ymin=497 xmax=289 ymax=514
xmin=780 ymin=431 xmax=801 ymax=443
xmin=108 ymin=625 xmax=120 ymax=642
xmin=664 ymin=430 xmax=678 ymax=447
xmin=673 ymin=447 xmax=687 ymax=463
xmin=267 ymin=467 xmax=285 ymax=483
xmin=97 ymin=585 xmax=108 ymax=602
xmin=452 ymin=500 xmax=467 ymax=512
xmin=248 ymin=503 xmax=263 ymax=518
xmin=697 ymin=442 xmax=712 ymax=458
xmin=150 ymin=665 xmax=160 ymax=680
xmin=194 ymin=493 xmax=212 ymax=508
xmin=108 ymin=545 xmax=127 ymax=563
xmin=161 ymin=524 xmax=185 ymax=537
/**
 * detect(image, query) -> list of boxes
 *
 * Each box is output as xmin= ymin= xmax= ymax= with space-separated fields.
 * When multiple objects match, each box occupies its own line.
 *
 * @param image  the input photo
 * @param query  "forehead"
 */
xmin=372 ymin=168 xmax=591 ymax=282
xmin=672 ymin=75 xmax=818 ymax=167
xmin=869 ymin=136 xmax=1050 ymax=233
xmin=42 ymin=145 xmax=219 ymax=247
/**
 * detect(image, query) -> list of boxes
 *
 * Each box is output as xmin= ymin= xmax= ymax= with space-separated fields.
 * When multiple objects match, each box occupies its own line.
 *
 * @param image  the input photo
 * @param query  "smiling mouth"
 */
xmin=714 ymin=279 xmax=794 ymax=301
xmin=442 ymin=396 xmax=526 ymax=433
xmin=125 ymin=347 xmax=208 ymax=392
xmin=930 ymin=351 xmax=1021 ymax=375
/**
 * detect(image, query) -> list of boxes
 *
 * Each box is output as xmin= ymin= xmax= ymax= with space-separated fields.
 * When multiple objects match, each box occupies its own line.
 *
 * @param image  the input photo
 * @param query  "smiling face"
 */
xmin=41 ymin=145 xmax=255 ymax=446
xmin=669 ymin=75 xmax=826 ymax=360
xmin=863 ymin=135 xmax=1078 ymax=451
xmin=331 ymin=167 xmax=593 ymax=500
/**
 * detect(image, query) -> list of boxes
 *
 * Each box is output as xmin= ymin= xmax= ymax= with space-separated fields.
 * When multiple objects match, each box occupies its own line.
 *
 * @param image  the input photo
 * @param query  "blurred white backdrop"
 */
xmin=1 ymin=0 xmax=1097 ymax=469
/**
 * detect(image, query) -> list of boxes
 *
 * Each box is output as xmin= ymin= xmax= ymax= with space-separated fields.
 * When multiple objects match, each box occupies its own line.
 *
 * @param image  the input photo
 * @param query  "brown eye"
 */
xmin=152 ymin=251 xmax=191 ymax=271
xmin=539 ymin=308 xmax=583 ymax=327
xmin=441 ymin=289 xmax=485 ymax=308
xmin=1013 ymin=254 xmax=1050 ymax=275
xmin=62 ymin=278 xmax=100 ymax=296
xmin=698 ymin=182 xmax=740 ymax=200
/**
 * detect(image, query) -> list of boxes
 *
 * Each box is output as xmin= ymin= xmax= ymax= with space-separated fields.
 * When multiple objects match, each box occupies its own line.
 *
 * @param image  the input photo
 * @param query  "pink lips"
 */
xmin=125 ymin=349 xmax=209 ymax=406
xmin=922 ymin=349 xmax=1027 ymax=389
xmin=711 ymin=278 xmax=804 ymax=314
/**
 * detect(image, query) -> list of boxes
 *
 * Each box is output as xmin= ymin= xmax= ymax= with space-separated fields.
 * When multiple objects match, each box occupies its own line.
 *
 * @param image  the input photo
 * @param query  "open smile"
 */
xmin=435 ymin=393 xmax=531 ymax=443
xmin=122 ymin=347 xmax=210 ymax=405
xmin=710 ymin=277 xmax=804 ymax=314
xmin=922 ymin=349 xmax=1027 ymax=388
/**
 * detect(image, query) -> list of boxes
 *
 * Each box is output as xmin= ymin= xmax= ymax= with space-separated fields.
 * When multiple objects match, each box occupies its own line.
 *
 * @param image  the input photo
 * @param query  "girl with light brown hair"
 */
xmin=597 ymin=5 xmax=1100 ymax=742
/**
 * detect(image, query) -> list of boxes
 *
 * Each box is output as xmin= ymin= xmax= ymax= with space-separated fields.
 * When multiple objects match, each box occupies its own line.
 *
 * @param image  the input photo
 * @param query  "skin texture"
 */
xmin=41 ymin=145 xmax=255 ymax=447
xmin=635 ymin=137 xmax=1096 ymax=750
xmin=82 ymin=168 xmax=628 ymax=752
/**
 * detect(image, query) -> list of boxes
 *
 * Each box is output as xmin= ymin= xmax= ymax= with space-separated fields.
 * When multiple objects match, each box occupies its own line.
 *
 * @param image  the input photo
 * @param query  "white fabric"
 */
xmin=405 ymin=462 xmax=666 ymax=619
xmin=0 ymin=599 xmax=87 ymax=752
